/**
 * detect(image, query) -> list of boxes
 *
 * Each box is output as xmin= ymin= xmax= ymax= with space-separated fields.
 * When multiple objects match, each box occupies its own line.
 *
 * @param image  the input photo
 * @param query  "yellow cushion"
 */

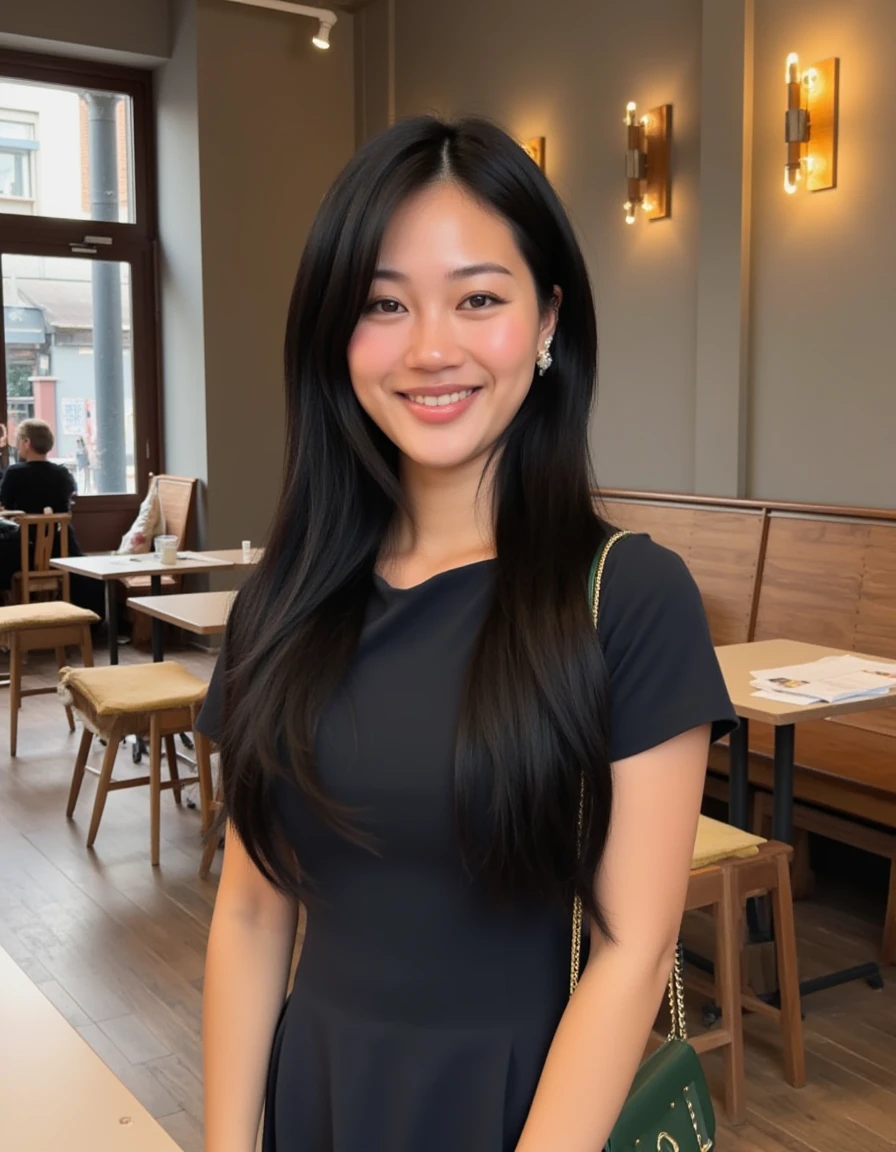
xmin=0 ymin=601 xmax=100 ymax=631
xmin=60 ymin=661 xmax=208 ymax=716
xmin=691 ymin=815 xmax=764 ymax=871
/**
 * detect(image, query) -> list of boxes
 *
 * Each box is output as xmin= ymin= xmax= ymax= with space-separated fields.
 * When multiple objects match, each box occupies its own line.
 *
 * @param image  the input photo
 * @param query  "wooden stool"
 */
xmin=199 ymin=773 xmax=223 ymax=880
xmin=654 ymin=815 xmax=806 ymax=1125
xmin=0 ymin=601 xmax=98 ymax=756
xmin=61 ymin=662 xmax=214 ymax=866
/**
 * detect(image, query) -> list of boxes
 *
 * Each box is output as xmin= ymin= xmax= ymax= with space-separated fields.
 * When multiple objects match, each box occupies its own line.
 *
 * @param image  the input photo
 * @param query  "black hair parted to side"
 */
xmin=218 ymin=114 xmax=616 ymax=936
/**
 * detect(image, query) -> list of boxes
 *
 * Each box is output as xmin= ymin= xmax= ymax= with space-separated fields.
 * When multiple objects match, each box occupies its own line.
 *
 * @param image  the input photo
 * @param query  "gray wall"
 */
xmin=0 ymin=0 xmax=169 ymax=64
xmin=748 ymin=0 xmax=896 ymax=506
xmin=155 ymin=0 xmax=208 ymax=534
xmin=357 ymin=0 xmax=896 ymax=508
xmin=193 ymin=0 xmax=356 ymax=548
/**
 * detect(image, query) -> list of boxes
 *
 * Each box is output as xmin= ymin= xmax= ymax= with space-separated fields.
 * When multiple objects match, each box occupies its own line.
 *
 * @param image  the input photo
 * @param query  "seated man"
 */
xmin=0 ymin=420 xmax=102 ymax=618
xmin=0 ymin=419 xmax=76 ymax=514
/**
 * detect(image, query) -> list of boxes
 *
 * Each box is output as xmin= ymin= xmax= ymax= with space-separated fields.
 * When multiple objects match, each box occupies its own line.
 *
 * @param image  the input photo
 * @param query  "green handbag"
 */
xmin=575 ymin=530 xmax=716 ymax=1152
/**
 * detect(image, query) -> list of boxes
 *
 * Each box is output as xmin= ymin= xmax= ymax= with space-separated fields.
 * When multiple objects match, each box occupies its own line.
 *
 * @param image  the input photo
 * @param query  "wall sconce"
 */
xmin=784 ymin=53 xmax=840 ymax=194
xmin=521 ymin=137 xmax=546 ymax=172
xmin=623 ymin=101 xmax=671 ymax=224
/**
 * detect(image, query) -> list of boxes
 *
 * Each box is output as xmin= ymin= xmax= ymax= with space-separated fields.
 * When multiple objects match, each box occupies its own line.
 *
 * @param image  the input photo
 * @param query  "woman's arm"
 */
xmin=515 ymin=723 xmax=710 ymax=1152
xmin=203 ymin=824 xmax=299 ymax=1152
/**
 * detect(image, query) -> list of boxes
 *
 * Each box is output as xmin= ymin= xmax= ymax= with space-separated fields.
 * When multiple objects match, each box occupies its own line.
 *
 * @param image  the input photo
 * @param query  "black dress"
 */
xmin=198 ymin=534 xmax=737 ymax=1152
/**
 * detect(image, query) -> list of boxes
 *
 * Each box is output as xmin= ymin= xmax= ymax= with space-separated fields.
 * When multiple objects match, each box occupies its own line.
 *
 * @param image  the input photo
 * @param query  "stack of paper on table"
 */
xmin=750 ymin=654 xmax=896 ymax=705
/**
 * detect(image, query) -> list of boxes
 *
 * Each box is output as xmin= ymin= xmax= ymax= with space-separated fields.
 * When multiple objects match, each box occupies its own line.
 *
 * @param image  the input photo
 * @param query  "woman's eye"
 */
xmin=366 ymin=298 xmax=404 ymax=314
xmin=463 ymin=293 xmax=500 ymax=310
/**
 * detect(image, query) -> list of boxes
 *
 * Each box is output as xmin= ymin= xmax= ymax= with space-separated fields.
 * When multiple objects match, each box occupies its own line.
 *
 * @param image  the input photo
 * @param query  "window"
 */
xmin=0 ymin=113 xmax=38 ymax=207
xmin=0 ymin=51 xmax=158 ymax=526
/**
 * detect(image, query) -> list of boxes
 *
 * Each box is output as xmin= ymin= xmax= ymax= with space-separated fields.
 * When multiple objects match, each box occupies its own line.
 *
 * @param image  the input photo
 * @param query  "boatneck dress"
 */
xmin=198 ymin=533 xmax=737 ymax=1152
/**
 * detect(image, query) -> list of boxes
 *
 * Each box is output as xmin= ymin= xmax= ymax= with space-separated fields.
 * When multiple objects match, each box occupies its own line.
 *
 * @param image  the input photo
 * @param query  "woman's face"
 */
xmin=347 ymin=182 xmax=557 ymax=473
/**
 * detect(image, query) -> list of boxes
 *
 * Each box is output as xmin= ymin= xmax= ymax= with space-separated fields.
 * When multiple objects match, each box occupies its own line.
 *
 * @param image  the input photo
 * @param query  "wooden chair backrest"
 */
xmin=15 ymin=513 xmax=71 ymax=604
xmin=600 ymin=496 xmax=767 ymax=646
xmin=153 ymin=475 xmax=197 ymax=550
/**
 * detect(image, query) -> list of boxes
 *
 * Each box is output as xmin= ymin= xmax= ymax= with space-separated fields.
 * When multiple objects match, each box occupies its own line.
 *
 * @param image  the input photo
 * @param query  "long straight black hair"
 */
xmin=219 ymin=115 xmax=616 ymax=933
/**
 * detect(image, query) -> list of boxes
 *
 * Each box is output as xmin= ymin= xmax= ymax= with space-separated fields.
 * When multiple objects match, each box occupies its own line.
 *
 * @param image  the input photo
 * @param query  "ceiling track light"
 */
xmin=220 ymin=0 xmax=338 ymax=51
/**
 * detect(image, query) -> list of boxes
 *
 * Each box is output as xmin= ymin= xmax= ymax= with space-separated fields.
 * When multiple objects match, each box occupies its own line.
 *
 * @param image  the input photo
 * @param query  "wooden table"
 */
xmin=716 ymin=638 xmax=896 ymax=843
xmin=182 ymin=547 xmax=263 ymax=566
xmin=0 ymin=945 xmax=182 ymax=1151
xmin=127 ymin=590 xmax=234 ymax=657
xmin=51 ymin=553 xmax=235 ymax=663
xmin=716 ymin=638 xmax=896 ymax=1001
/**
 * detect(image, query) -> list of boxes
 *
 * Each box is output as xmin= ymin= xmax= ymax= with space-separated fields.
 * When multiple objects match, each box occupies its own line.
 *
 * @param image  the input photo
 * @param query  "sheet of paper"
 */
xmin=751 ymin=689 xmax=824 ymax=706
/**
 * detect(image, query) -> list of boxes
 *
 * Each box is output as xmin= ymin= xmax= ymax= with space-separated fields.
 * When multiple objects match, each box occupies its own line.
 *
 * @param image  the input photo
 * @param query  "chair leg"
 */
xmin=770 ymin=851 xmax=806 ymax=1088
xmin=883 ymin=856 xmax=896 ymax=966
xmin=80 ymin=625 xmax=95 ymax=668
xmin=199 ymin=797 xmax=221 ymax=881
xmin=716 ymin=865 xmax=746 ymax=1125
xmin=150 ymin=715 xmax=163 ymax=867
xmin=66 ymin=725 xmax=94 ymax=818
xmin=190 ymin=710 xmax=214 ymax=836
xmin=9 ymin=635 xmax=22 ymax=757
xmin=56 ymin=647 xmax=75 ymax=732
xmin=87 ymin=723 xmax=121 ymax=849
xmin=164 ymin=734 xmax=182 ymax=805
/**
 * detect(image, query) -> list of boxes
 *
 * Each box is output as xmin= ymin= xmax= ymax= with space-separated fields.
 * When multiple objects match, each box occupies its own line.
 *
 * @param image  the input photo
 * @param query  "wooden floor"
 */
xmin=0 ymin=643 xmax=894 ymax=1151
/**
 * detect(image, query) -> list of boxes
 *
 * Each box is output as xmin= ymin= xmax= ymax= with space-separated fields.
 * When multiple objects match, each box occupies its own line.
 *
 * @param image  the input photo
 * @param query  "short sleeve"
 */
xmin=195 ymin=640 xmax=226 ymax=745
xmin=596 ymin=533 xmax=738 ymax=762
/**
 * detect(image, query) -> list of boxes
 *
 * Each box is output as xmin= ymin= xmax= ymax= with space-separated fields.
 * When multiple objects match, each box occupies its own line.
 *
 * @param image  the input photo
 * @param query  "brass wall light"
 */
xmin=784 ymin=52 xmax=840 ymax=194
xmin=521 ymin=137 xmax=546 ymax=172
xmin=623 ymin=101 xmax=671 ymax=224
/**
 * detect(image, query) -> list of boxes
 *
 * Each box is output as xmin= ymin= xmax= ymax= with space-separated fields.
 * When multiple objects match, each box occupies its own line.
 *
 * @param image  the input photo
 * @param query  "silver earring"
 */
xmin=536 ymin=336 xmax=553 ymax=376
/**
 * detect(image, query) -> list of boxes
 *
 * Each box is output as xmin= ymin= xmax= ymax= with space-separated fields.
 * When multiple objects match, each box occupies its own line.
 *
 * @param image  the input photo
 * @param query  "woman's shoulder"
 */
xmin=601 ymin=531 xmax=694 ymax=594
xmin=595 ymin=531 xmax=706 ymax=643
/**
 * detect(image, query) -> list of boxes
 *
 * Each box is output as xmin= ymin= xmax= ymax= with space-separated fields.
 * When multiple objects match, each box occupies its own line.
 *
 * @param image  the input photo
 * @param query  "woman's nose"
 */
xmin=404 ymin=311 xmax=465 ymax=371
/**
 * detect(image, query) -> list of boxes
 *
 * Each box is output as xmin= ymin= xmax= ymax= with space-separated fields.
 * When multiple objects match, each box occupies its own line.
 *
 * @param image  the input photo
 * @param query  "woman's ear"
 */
xmin=539 ymin=286 xmax=563 ymax=343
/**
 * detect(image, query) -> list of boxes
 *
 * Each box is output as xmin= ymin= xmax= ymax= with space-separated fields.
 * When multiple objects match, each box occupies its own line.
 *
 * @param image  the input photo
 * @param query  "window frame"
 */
xmin=0 ymin=48 xmax=160 ymax=543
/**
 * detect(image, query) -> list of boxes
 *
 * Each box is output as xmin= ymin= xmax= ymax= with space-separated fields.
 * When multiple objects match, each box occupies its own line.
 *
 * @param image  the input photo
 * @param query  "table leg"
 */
xmin=768 ymin=722 xmax=883 ymax=1001
xmin=150 ymin=574 xmax=164 ymax=663
xmin=728 ymin=718 xmax=750 ymax=830
xmin=106 ymin=582 xmax=119 ymax=666
xmin=772 ymin=725 xmax=796 ymax=844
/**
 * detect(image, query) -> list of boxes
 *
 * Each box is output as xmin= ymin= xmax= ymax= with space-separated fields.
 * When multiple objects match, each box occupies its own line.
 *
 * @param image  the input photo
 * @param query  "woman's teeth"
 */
xmin=406 ymin=389 xmax=474 ymax=407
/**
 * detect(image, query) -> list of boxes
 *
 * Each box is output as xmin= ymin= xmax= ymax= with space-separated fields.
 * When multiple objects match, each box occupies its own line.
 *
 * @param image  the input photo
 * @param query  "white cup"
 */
xmin=242 ymin=539 xmax=252 ymax=563
xmin=156 ymin=534 xmax=178 ymax=565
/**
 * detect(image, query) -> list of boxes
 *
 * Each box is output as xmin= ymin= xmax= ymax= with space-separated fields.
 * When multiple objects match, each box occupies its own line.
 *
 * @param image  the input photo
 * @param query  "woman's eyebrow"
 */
xmin=372 ymin=262 xmax=513 ymax=282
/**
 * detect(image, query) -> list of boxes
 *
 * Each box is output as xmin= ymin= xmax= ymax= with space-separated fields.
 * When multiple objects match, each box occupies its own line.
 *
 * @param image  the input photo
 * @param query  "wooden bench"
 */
xmin=0 ymin=944 xmax=182 ymax=1151
xmin=601 ymin=490 xmax=896 ymax=963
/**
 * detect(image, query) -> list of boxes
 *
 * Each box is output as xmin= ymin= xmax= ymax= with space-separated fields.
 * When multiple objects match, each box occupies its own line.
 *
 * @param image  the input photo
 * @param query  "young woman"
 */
xmin=199 ymin=115 xmax=737 ymax=1152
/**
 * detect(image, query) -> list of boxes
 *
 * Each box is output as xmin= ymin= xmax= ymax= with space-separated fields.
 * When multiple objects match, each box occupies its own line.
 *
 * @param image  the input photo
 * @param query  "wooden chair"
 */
xmin=61 ymin=661 xmax=214 ymax=866
xmin=653 ymin=816 xmax=806 ymax=1125
xmin=10 ymin=513 xmax=72 ymax=604
xmin=120 ymin=475 xmax=198 ymax=646
xmin=0 ymin=601 xmax=98 ymax=756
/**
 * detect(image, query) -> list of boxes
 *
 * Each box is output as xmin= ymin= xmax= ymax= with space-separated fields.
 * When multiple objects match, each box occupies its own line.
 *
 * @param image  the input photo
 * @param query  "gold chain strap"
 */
xmin=570 ymin=530 xmax=688 ymax=1044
